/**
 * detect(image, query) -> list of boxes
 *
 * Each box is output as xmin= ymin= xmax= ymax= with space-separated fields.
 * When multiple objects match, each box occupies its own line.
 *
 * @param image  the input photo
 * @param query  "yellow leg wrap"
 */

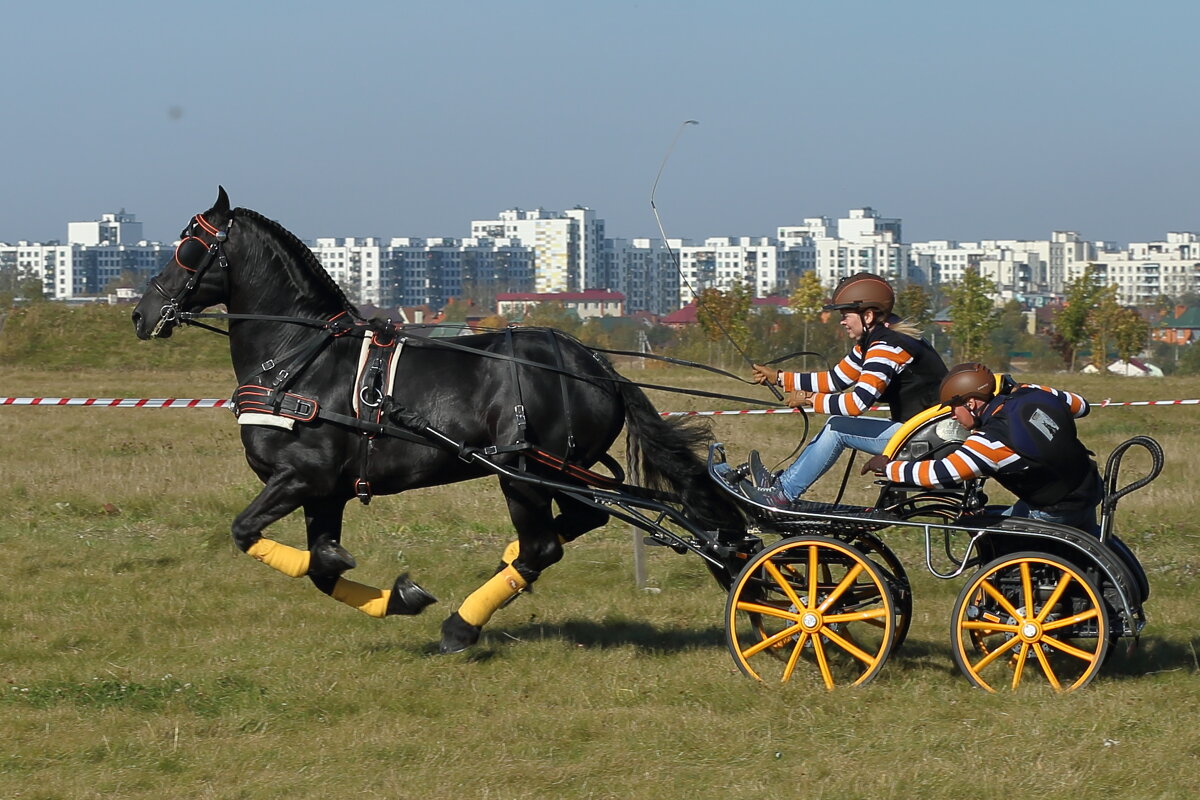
xmin=331 ymin=578 xmax=391 ymax=618
xmin=500 ymin=536 xmax=565 ymax=566
xmin=501 ymin=539 xmax=520 ymax=565
xmin=246 ymin=538 xmax=311 ymax=578
xmin=458 ymin=564 xmax=528 ymax=628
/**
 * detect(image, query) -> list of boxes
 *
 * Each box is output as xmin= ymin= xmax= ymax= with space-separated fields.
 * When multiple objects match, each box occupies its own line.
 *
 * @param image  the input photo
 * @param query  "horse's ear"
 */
xmin=214 ymin=186 xmax=230 ymax=215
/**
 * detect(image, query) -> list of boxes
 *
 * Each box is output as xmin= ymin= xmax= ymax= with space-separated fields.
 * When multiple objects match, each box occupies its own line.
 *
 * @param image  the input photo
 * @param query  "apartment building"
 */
xmin=602 ymin=238 xmax=680 ymax=316
xmin=1 ymin=210 xmax=171 ymax=300
xmin=779 ymin=208 xmax=912 ymax=290
xmin=675 ymin=236 xmax=781 ymax=306
xmin=10 ymin=205 xmax=1200 ymax=315
xmin=1089 ymin=232 xmax=1200 ymax=305
xmin=310 ymin=237 xmax=384 ymax=306
xmin=469 ymin=207 xmax=604 ymax=294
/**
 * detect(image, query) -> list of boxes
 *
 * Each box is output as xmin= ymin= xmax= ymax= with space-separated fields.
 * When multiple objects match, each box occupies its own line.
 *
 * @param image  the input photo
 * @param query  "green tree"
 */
xmin=988 ymin=299 xmax=1031 ymax=369
xmin=1054 ymin=265 xmax=1104 ymax=371
xmin=944 ymin=267 xmax=997 ymax=362
xmin=788 ymin=270 xmax=826 ymax=355
xmin=440 ymin=298 xmax=471 ymax=324
xmin=1083 ymin=284 xmax=1121 ymax=368
xmin=894 ymin=282 xmax=933 ymax=330
xmin=1112 ymin=306 xmax=1151 ymax=365
xmin=696 ymin=284 xmax=752 ymax=349
xmin=788 ymin=271 xmax=825 ymax=320
xmin=474 ymin=313 xmax=508 ymax=331
xmin=522 ymin=302 xmax=581 ymax=336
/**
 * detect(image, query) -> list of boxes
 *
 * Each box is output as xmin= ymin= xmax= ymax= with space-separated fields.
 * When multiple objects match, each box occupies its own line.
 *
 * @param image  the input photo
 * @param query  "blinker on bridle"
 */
xmin=149 ymin=212 xmax=231 ymax=337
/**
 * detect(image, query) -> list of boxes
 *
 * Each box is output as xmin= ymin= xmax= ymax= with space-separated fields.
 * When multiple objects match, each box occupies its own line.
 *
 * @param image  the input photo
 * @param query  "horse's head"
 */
xmin=132 ymin=186 xmax=235 ymax=339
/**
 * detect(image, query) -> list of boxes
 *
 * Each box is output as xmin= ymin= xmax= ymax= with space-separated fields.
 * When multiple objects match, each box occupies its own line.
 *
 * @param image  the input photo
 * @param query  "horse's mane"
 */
xmin=232 ymin=206 xmax=358 ymax=315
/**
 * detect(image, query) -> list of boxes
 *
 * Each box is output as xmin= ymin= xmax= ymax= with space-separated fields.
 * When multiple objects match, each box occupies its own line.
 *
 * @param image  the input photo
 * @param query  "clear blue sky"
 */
xmin=3 ymin=0 xmax=1198 ymax=247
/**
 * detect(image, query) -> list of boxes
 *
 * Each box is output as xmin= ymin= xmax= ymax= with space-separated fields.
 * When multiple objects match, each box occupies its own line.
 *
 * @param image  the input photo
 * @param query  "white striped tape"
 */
xmin=3 ymin=397 xmax=1199 ymax=414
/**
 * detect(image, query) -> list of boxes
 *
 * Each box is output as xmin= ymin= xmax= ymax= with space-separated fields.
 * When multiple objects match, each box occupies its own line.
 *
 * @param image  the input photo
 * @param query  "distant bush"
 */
xmin=0 ymin=303 xmax=230 ymax=370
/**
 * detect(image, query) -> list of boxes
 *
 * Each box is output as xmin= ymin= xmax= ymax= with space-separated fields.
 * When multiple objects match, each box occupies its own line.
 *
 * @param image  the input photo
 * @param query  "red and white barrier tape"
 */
xmin=1 ymin=397 xmax=231 ymax=408
xmin=3 ymin=397 xmax=1200 ymax=414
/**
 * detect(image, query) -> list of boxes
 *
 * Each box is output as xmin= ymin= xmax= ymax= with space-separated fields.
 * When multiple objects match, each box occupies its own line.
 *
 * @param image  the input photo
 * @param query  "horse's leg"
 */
xmin=302 ymin=497 xmax=437 ymax=619
xmin=234 ymin=478 xmax=435 ymax=618
xmin=233 ymin=476 xmax=315 ymax=578
xmin=440 ymin=482 xmax=610 ymax=653
xmin=493 ymin=491 xmax=610 ymax=571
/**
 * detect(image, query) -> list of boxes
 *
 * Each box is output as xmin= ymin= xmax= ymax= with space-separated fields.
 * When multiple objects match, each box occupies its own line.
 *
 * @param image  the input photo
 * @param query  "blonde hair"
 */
xmin=885 ymin=317 xmax=925 ymax=339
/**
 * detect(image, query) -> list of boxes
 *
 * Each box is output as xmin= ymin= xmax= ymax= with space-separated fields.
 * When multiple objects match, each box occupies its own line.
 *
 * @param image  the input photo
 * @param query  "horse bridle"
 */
xmin=148 ymin=212 xmax=232 ymax=337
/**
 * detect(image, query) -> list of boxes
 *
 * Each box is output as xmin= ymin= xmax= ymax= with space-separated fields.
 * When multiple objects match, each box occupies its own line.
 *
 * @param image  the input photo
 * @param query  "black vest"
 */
xmin=980 ymin=386 xmax=1101 ymax=510
xmin=862 ymin=325 xmax=948 ymax=422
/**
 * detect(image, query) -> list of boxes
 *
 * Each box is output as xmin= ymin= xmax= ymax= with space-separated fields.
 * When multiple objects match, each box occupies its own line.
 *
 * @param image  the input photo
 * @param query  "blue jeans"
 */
xmin=776 ymin=416 xmax=902 ymax=500
xmin=999 ymin=501 xmax=1100 ymax=537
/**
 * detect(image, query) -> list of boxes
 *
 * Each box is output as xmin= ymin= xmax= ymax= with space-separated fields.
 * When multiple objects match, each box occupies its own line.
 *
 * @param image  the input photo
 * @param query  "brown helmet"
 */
xmin=823 ymin=272 xmax=895 ymax=316
xmin=939 ymin=362 xmax=997 ymax=406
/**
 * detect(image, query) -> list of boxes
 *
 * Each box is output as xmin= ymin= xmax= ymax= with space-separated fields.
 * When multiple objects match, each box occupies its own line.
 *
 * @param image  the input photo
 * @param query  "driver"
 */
xmin=740 ymin=272 xmax=947 ymax=509
xmin=862 ymin=362 xmax=1104 ymax=535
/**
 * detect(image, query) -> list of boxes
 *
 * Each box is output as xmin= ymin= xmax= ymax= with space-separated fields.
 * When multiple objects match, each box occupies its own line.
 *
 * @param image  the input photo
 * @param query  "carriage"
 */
xmin=132 ymin=188 xmax=1161 ymax=692
xmin=704 ymin=407 xmax=1160 ymax=692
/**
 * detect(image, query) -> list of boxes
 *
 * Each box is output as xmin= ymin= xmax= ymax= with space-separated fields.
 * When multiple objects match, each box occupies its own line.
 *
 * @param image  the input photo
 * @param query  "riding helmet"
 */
xmin=939 ymin=362 xmax=997 ymax=406
xmin=822 ymin=272 xmax=895 ymax=316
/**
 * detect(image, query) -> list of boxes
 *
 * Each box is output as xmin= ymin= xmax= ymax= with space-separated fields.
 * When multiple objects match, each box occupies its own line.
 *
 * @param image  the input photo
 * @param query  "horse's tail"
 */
xmin=612 ymin=376 xmax=746 ymax=536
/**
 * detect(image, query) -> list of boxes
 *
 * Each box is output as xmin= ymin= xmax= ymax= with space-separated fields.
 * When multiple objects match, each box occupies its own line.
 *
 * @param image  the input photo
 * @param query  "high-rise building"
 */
xmin=469 ymin=207 xmax=603 ymax=294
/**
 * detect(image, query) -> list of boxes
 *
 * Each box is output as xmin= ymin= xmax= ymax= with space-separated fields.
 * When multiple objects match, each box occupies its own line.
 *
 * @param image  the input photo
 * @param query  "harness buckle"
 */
xmin=262 ymin=359 xmax=276 ymax=372
xmin=354 ymin=478 xmax=372 ymax=505
xmin=514 ymin=404 xmax=527 ymax=427
xmin=271 ymin=369 xmax=290 ymax=387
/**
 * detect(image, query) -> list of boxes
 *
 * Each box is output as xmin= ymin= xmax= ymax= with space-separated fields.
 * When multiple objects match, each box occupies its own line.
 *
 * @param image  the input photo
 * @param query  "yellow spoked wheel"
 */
xmin=725 ymin=536 xmax=896 ymax=688
xmin=951 ymin=552 xmax=1110 ymax=693
xmin=852 ymin=532 xmax=912 ymax=650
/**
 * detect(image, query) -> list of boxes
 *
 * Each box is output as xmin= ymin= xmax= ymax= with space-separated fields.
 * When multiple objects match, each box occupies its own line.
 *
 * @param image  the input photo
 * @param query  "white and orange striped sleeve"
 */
xmin=812 ymin=341 xmax=913 ymax=416
xmin=780 ymin=348 xmax=862 ymax=395
xmin=1021 ymin=383 xmax=1091 ymax=418
xmin=883 ymin=432 xmax=1018 ymax=487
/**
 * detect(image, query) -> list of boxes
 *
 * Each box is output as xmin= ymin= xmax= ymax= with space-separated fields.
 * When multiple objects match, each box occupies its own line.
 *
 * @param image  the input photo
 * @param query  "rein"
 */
xmin=178 ymin=309 xmax=788 ymax=410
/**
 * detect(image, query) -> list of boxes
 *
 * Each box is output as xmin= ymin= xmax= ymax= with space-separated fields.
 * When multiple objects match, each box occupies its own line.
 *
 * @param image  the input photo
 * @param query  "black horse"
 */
xmin=132 ymin=187 xmax=744 ymax=653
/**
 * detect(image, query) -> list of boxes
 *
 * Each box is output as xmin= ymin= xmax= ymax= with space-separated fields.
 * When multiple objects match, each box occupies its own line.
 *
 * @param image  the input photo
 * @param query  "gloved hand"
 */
xmin=861 ymin=454 xmax=889 ymax=476
xmin=786 ymin=389 xmax=815 ymax=408
xmin=751 ymin=364 xmax=779 ymax=385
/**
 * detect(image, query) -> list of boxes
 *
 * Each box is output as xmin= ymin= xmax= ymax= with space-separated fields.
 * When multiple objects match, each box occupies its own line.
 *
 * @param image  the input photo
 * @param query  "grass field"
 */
xmin=2 ymin=364 xmax=1199 ymax=799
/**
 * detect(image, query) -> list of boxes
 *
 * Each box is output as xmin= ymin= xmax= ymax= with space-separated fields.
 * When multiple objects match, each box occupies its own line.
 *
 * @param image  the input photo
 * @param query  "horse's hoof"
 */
xmin=386 ymin=573 xmax=437 ymax=616
xmin=309 ymin=539 xmax=357 ymax=576
xmin=439 ymin=612 xmax=481 ymax=654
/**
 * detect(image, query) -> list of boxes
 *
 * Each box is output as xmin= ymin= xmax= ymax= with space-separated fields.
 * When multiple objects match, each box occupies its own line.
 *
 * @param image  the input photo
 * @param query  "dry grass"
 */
xmin=2 ymin=366 xmax=1199 ymax=799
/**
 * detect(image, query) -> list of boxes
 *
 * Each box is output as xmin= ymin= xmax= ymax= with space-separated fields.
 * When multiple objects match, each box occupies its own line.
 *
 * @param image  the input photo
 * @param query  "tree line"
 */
xmin=473 ymin=266 xmax=1200 ymax=376
xmin=5 ymin=266 xmax=1193 ymax=377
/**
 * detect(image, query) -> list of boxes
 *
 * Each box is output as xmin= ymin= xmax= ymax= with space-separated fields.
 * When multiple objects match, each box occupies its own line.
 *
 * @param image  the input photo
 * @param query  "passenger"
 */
xmin=862 ymin=362 xmax=1104 ymax=535
xmin=744 ymin=272 xmax=947 ymax=509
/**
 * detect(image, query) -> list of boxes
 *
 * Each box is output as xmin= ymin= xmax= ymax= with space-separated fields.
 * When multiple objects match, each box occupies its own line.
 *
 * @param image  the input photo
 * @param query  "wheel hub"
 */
xmin=1019 ymin=620 xmax=1042 ymax=642
xmin=800 ymin=611 xmax=822 ymax=632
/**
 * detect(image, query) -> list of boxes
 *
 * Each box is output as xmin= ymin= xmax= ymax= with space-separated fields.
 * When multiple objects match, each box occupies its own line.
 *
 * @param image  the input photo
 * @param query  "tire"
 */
xmin=950 ymin=551 xmax=1111 ymax=692
xmin=725 ymin=535 xmax=896 ymax=687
